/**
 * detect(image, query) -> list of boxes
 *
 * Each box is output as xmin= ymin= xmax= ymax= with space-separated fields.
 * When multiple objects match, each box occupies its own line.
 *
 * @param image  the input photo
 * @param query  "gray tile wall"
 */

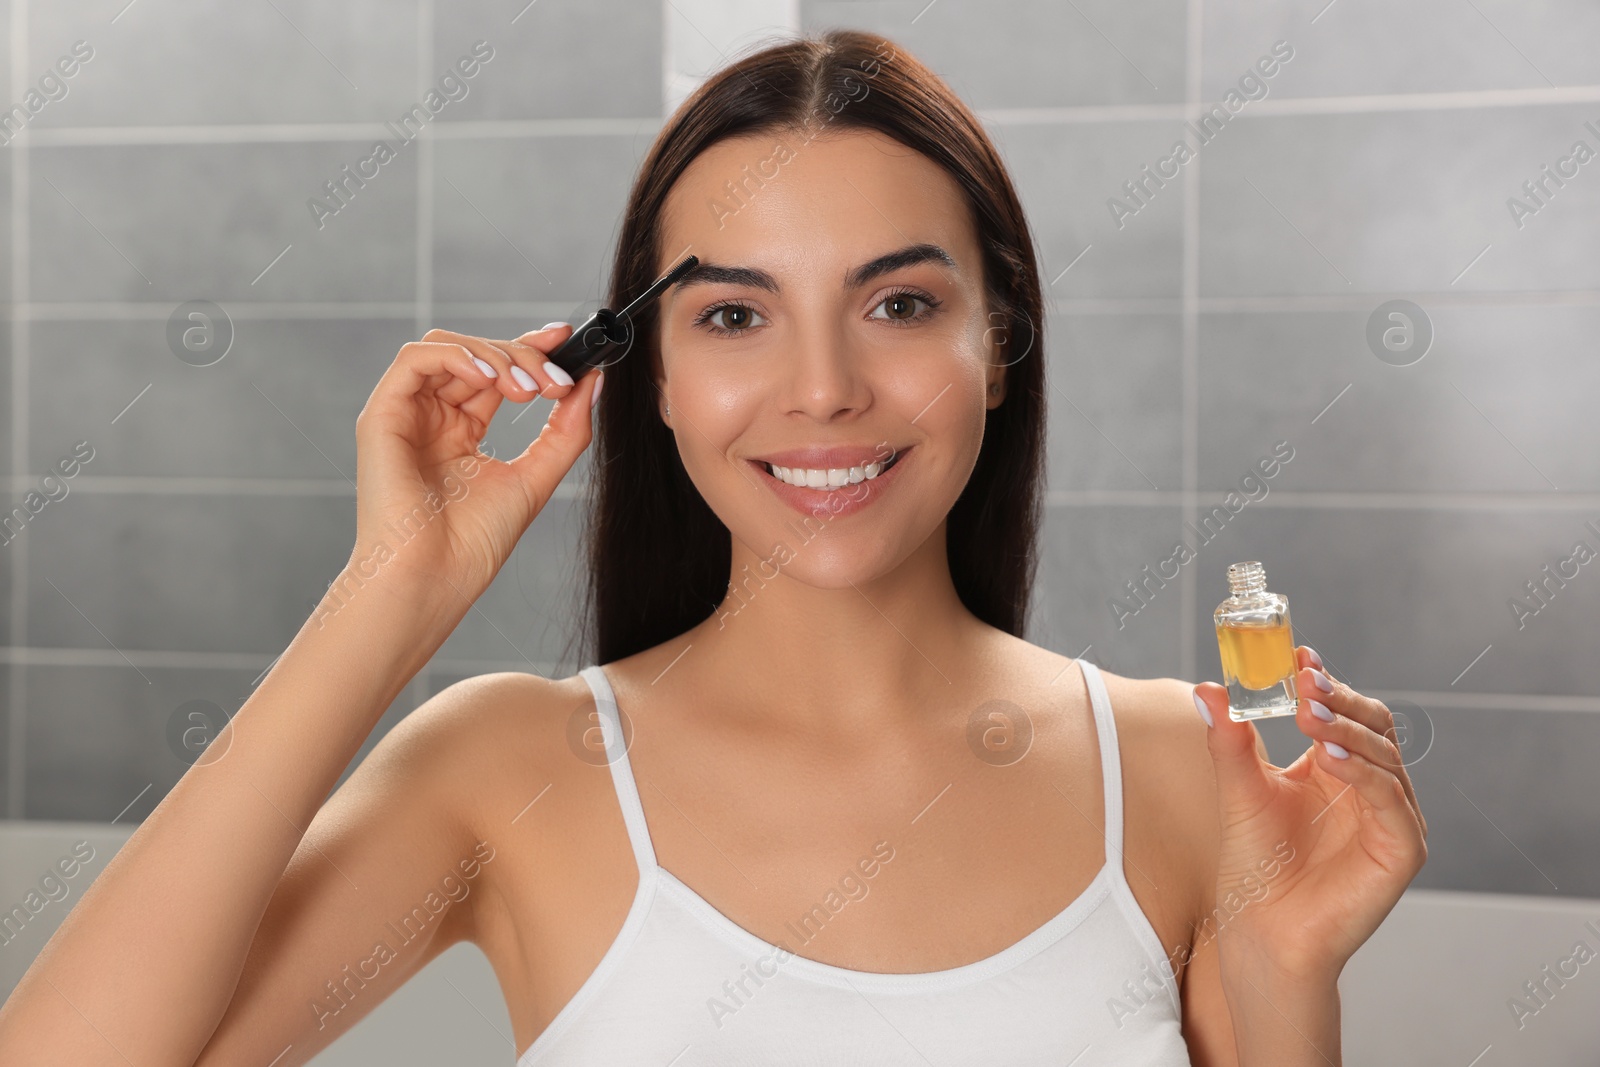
xmin=3 ymin=0 xmax=1597 ymax=929
xmin=814 ymin=0 xmax=1600 ymax=905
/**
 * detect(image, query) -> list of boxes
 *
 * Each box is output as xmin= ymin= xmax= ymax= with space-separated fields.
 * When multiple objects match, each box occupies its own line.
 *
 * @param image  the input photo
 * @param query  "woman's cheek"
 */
xmin=668 ymin=385 xmax=764 ymax=490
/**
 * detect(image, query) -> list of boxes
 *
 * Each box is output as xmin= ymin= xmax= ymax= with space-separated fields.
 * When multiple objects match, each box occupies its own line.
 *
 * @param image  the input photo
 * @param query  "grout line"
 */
xmin=1042 ymin=290 xmax=1600 ymax=313
xmin=0 ymin=648 xmax=565 ymax=682
xmin=982 ymin=82 xmax=1600 ymax=124
xmin=3 ymin=301 xmax=584 ymax=320
xmin=1371 ymin=689 xmax=1600 ymax=714
xmin=9 ymin=117 xmax=667 ymax=147
xmin=0 ymin=475 xmax=592 ymax=498
xmin=1178 ymin=0 xmax=1203 ymax=684
xmin=1395 ymin=885 xmax=1600 ymax=911
xmin=661 ymin=0 xmax=672 ymax=117
xmin=415 ymin=0 xmax=434 ymax=340
xmin=5 ymin=83 xmax=1600 ymax=150
xmin=1040 ymin=489 xmax=1600 ymax=510
xmin=8 ymin=0 xmax=28 ymax=819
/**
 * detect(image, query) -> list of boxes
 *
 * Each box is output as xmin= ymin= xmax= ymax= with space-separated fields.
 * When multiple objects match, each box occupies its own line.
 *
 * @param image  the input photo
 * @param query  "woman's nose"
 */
xmin=779 ymin=319 xmax=872 ymax=419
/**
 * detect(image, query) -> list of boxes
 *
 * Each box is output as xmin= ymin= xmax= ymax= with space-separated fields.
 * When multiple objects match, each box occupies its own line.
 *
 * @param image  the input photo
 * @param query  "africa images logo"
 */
xmin=1106 ymin=40 xmax=1295 ymax=230
xmin=307 ymin=40 xmax=496 ymax=230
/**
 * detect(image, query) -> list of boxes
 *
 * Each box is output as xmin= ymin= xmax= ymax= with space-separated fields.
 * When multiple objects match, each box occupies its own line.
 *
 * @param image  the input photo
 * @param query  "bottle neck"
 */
xmin=1226 ymin=562 xmax=1268 ymax=596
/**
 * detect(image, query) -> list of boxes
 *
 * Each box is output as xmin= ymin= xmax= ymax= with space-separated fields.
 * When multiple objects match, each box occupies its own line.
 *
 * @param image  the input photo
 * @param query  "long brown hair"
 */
xmin=566 ymin=28 xmax=1046 ymax=668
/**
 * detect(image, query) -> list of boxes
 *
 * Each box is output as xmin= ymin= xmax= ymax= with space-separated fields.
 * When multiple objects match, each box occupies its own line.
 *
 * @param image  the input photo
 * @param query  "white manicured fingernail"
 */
xmin=1322 ymin=740 xmax=1350 ymax=759
xmin=1309 ymin=699 xmax=1335 ymax=723
xmin=471 ymin=356 xmax=497 ymax=378
xmin=1192 ymin=689 xmax=1213 ymax=728
xmin=590 ymin=370 xmax=605 ymax=409
xmin=510 ymin=366 xmax=538 ymax=392
xmin=544 ymin=361 xmax=575 ymax=387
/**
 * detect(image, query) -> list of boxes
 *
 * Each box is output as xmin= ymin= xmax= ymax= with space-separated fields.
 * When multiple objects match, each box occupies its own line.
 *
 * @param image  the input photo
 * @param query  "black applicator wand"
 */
xmin=545 ymin=253 xmax=699 ymax=382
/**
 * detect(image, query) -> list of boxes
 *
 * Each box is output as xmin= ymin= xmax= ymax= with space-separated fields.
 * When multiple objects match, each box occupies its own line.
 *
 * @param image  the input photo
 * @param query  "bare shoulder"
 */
xmin=1081 ymin=670 xmax=1260 ymax=1060
xmin=187 ymin=670 xmax=606 ymax=1063
xmin=390 ymin=671 xmax=581 ymax=783
xmin=393 ymin=668 xmax=646 ymax=1049
xmin=1093 ymin=666 xmax=1269 ymax=798
xmin=408 ymin=668 xmax=589 ymax=741
xmin=1006 ymin=645 xmax=1228 ymax=977
xmin=388 ymin=671 xmax=605 ymax=887
xmin=1092 ymin=666 xmax=1229 ymax=859
xmin=1097 ymin=668 xmax=1223 ymax=773
xmin=999 ymin=639 xmax=1228 ymax=856
xmin=404 ymin=669 xmax=600 ymax=826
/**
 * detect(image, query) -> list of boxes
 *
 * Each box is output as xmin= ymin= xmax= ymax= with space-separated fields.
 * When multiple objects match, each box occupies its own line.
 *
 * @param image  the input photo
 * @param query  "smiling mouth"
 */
xmin=758 ymin=448 xmax=906 ymax=491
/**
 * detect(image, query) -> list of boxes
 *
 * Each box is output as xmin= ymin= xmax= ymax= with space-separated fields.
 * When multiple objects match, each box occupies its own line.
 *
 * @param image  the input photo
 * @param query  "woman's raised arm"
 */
xmin=0 ymin=325 xmax=599 ymax=1064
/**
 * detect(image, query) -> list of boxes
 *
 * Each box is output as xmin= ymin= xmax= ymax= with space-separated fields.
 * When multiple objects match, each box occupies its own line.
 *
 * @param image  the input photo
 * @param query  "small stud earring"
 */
xmin=665 ymin=403 xmax=671 ymax=417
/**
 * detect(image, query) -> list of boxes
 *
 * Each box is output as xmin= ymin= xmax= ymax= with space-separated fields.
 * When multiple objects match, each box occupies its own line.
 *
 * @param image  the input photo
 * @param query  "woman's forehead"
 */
xmin=656 ymin=128 xmax=979 ymax=280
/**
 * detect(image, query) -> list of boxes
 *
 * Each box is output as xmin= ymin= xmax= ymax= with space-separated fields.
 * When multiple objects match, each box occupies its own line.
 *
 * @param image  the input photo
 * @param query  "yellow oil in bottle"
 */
xmin=1218 ymin=620 xmax=1296 ymax=689
xmin=1213 ymin=561 xmax=1299 ymax=721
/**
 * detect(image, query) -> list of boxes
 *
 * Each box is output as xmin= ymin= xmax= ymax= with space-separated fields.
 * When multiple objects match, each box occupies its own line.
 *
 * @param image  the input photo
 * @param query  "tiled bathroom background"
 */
xmin=3 ymin=0 xmax=1600 ymax=1059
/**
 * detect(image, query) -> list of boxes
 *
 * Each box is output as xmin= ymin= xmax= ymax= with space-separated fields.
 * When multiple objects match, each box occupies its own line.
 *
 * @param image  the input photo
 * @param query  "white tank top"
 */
xmin=515 ymin=658 xmax=1192 ymax=1065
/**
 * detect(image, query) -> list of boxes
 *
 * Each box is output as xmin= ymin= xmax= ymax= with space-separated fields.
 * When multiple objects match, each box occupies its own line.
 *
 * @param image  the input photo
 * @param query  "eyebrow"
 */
xmin=672 ymin=242 xmax=957 ymax=295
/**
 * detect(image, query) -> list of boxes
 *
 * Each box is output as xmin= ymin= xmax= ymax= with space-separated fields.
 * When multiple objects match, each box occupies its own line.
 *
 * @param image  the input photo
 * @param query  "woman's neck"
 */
xmin=675 ymin=523 xmax=997 ymax=734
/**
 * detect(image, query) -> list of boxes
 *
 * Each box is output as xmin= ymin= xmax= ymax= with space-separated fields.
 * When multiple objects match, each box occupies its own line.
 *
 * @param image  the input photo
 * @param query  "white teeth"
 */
xmin=765 ymin=455 xmax=898 ymax=490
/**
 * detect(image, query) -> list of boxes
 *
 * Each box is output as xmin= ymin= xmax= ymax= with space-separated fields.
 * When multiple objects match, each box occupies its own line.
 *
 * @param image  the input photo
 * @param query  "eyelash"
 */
xmin=690 ymin=286 xmax=943 ymax=337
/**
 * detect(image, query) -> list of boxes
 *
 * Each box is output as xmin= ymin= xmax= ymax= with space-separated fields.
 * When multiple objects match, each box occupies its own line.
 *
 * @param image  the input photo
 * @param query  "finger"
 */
xmin=458 ymin=379 xmax=509 ymax=427
xmin=1299 ymin=660 xmax=1391 ymax=743
xmin=1309 ymin=740 xmax=1428 ymax=862
xmin=370 ymin=340 xmax=499 ymax=420
xmin=418 ymin=326 xmax=575 ymax=404
xmin=1297 ymin=691 xmax=1402 ymax=773
xmin=1296 ymin=649 xmax=1425 ymax=831
xmin=357 ymin=341 xmax=504 ymax=488
xmin=424 ymin=324 xmax=579 ymax=432
xmin=502 ymin=368 xmax=603 ymax=520
xmin=496 ymin=323 xmax=579 ymax=400
xmin=512 ymin=321 xmax=574 ymax=353
xmin=396 ymin=342 xmax=502 ymax=411
xmin=420 ymin=328 xmax=542 ymax=406
xmin=1192 ymin=682 xmax=1277 ymax=818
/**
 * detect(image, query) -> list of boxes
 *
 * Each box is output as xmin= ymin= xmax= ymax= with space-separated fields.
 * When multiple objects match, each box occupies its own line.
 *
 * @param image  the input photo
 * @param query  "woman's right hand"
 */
xmin=349 ymin=323 xmax=601 ymax=609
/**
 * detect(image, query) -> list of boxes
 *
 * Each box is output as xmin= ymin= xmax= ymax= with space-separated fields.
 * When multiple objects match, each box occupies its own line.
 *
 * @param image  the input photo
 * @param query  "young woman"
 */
xmin=0 ymin=29 xmax=1426 ymax=1066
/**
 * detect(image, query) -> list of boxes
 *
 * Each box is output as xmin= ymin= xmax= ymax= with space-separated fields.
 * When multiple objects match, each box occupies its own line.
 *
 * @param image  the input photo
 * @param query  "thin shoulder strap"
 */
xmin=1075 ymin=659 xmax=1126 ymax=879
xmin=578 ymin=665 xmax=658 ymax=873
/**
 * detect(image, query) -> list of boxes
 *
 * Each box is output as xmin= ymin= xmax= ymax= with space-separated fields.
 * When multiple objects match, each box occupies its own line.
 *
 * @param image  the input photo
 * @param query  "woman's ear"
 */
xmin=985 ymin=368 xmax=1006 ymax=408
xmin=982 ymin=307 xmax=1010 ymax=408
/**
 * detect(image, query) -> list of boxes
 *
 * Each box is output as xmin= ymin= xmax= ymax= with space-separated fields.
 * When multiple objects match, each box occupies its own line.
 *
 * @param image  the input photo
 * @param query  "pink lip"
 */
xmin=750 ymin=443 xmax=905 ymax=470
xmin=747 ymin=446 xmax=912 ymax=519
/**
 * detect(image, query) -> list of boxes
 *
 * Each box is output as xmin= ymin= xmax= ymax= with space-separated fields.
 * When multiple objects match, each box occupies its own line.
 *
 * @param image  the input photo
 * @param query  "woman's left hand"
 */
xmin=1191 ymin=646 xmax=1428 ymax=983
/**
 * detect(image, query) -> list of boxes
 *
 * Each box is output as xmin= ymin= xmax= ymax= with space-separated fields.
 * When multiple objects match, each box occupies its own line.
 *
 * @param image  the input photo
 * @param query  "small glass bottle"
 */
xmin=1214 ymin=561 xmax=1299 ymax=721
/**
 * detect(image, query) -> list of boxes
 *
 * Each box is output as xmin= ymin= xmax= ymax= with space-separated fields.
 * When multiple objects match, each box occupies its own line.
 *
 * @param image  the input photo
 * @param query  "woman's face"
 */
xmin=654 ymin=126 xmax=1006 ymax=588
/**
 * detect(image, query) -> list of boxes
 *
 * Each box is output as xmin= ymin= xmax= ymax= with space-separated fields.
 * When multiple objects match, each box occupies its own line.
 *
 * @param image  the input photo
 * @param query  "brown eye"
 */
xmin=869 ymin=291 xmax=937 ymax=324
xmin=704 ymin=304 xmax=765 ymax=331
